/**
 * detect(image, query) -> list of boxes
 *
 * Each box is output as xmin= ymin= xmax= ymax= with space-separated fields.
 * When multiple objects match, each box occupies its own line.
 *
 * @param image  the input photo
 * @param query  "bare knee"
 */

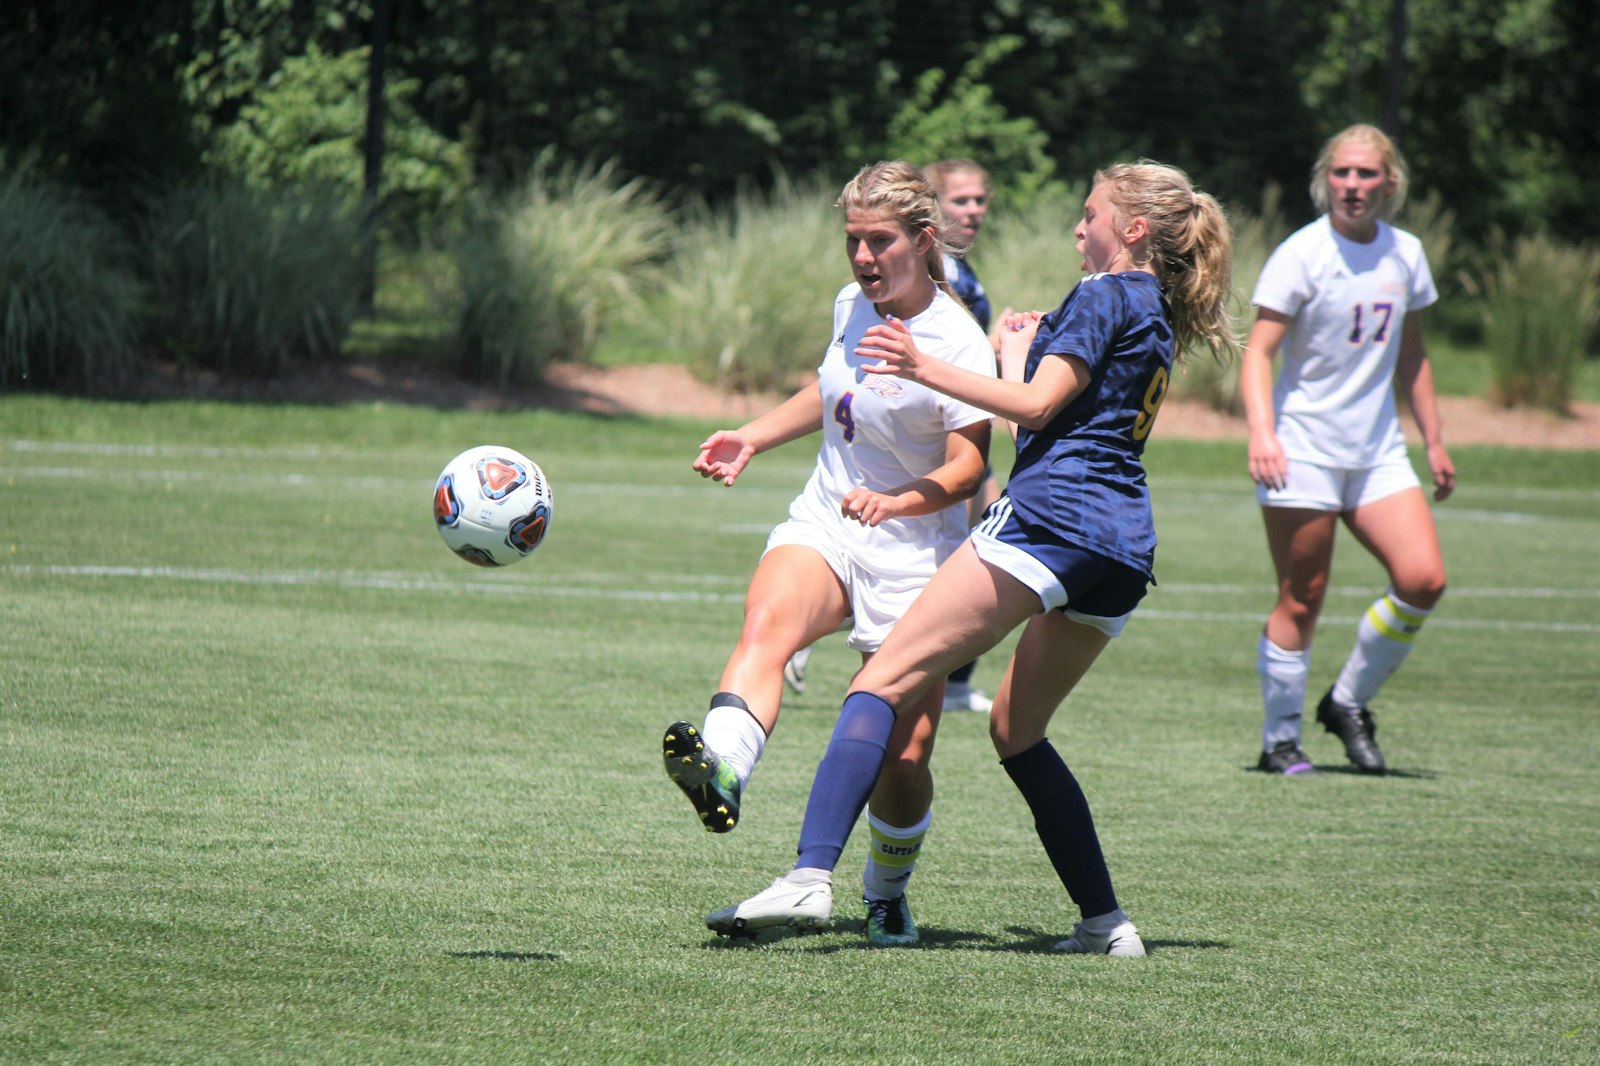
xmin=1394 ymin=571 xmax=1447 ymax=610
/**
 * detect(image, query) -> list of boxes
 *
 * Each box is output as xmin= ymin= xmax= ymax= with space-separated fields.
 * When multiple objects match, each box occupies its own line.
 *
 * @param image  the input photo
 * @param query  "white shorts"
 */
xmin=764 ymin=518 xmax=933 ymax=653
xmin=1257 ymin=454 xmax=1421 ymax=513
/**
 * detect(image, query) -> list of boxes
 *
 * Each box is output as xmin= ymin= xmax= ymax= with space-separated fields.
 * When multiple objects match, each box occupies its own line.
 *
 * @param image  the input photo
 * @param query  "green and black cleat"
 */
xmin=663 ymin=721 xmax=742 ymax=832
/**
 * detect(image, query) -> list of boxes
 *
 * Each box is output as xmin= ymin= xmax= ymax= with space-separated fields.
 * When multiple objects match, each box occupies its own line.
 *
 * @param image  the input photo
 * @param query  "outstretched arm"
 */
xmin=858 ymin=315 xmax=1087 ymax=430
xmin=693 ymin=380 xmax=824 ymax=487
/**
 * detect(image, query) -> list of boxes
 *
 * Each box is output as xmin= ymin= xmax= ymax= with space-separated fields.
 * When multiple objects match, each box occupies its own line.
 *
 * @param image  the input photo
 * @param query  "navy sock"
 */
xmin=1001 ymin=739 xmax=1118 ymax=919
xmin=947 ymin=659 xmax=977 ymax=685
xmin=794 ymin=692 xmax=896 ymax=871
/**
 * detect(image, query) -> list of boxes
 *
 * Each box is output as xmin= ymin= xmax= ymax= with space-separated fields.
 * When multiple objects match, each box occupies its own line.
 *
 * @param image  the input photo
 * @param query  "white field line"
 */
xmin=3 ymin=462 xmax=1594 ymax=522
xmin=0 ymin=464 xmax=793 ymax=498
xmin=4 ymin=564 xmax=1598 ymax=633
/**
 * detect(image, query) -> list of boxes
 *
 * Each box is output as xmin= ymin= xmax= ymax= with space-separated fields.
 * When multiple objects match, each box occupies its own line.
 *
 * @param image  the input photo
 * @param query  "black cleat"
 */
xmin=663 ymin=721 xmax=742 ymax=831
xmin=1257 ymin=740 xmax=1315 ymax=775
xmin=1316 ymin=688 xmax=1385 ymax=774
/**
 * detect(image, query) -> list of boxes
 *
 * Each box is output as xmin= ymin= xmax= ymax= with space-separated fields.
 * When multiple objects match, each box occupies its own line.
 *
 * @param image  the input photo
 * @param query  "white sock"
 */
xmin=1080 ymin=907 xmax=1132 ymax=931
xmin=785 ymin=866 xmax=831 ymax=886
xmin=862 ymin=809 xmax=931 ymax=901
xmin=702 ymin=695 xmax=766 ymax=790
xmin=1259 ymin=634 xmax=1309 ymax=749
xmin=1333 ymin=590 xmax=1433 ymax=708
xmin=788 ymin=644 xmax=813 ymax=672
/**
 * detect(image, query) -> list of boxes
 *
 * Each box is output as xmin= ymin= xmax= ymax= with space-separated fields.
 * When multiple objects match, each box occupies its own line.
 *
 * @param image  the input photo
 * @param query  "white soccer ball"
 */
xmin=432 ymin=445 xmax=554 ymax=567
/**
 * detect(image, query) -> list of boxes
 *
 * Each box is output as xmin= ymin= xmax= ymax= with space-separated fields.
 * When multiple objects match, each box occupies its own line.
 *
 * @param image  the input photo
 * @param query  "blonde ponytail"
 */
xmin=1097 ymin=161 xmax=1241 ymax=364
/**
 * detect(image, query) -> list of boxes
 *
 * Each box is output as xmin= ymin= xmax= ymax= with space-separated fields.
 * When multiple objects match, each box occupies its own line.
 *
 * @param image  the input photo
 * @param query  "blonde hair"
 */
xmin=1309 ymin=123 xmax=1410 ymax=219
xmin=1094 ymin=161 xmax=1239 ymax=364
xmin=923 ymin=158 xmax=990 ymax=194
xmin=836 ymin=160 xmax=960 ymax=304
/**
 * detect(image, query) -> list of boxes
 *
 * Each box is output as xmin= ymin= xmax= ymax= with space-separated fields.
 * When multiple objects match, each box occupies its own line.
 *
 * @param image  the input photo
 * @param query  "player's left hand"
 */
xmin=857 ymin=316 xmax=926 ymax=381
xmin=840 ymin=487 xmax=899 ymax=527
xmin=1427 ymin=442 xmax=1455 ymax=502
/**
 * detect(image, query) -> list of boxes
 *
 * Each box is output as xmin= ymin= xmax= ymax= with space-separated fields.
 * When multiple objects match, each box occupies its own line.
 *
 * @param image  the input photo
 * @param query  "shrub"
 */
xmin=662 ymin=174 xmax=842 ymax=392
xmin=0 ymin=164 xmax=143 ymax=389
xmin=453 ymin=157 xmax=671 ymax=387
xmin=1464 ymin=232 xmax=1600 ymax=413
xmin=142 ymin=178 xmax=367 ymax=377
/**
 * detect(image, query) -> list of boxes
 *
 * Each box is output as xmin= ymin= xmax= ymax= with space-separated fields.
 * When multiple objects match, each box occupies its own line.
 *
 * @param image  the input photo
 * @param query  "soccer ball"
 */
xmin=432 ymin=445 xmax=554 ymax=567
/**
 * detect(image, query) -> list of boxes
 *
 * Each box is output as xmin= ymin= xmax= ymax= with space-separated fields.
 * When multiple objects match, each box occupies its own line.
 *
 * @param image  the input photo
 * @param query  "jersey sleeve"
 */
xmin=1407 ymin=239 xmax=1439 ymax=312
xmin=1035 ymin=276 xmax=1125 ymax=373
xmin=1251 ymin=236 xmax=1314 ymax=318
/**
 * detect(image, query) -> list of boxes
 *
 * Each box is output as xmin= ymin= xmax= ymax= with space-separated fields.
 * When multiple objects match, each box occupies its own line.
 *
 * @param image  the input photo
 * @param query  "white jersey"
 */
xmin=787 ymin=284 xmax=995 ymax=579
xmin=1253 ymin=216 xmax=1437 ymax=466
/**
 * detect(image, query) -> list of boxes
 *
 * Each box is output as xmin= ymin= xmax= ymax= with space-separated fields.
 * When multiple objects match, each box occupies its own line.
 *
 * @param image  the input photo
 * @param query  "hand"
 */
xmin=1427 ymin=442 xmax=1455 ymax=502
xmin=1247 ymin=429 xmax=1289 ymax=491
xmin=997 ymin=310 xmax=1042 ymax=378
xmin=693 ymin=429 xmax=756 ymax=487
xmin=856 ymin=316 xmax=926 ymax=380
xmin=840 ymin=487 xmax=900 ymax=527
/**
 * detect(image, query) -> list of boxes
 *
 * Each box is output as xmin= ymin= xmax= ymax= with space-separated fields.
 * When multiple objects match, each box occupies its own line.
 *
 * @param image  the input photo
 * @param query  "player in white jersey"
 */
xmin=1241 ymin=124 xmax=1455 ymax=775
xmin=661 ymin=161 xmax=995 ymax=943
xmin=785 ymin=158 xmax=1006 ymax=713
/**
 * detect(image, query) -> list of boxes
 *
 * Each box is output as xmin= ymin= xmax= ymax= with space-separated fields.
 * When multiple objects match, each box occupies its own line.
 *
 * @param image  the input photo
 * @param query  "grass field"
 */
xmin=2 ymin=394 xmax=1597 ymax=1064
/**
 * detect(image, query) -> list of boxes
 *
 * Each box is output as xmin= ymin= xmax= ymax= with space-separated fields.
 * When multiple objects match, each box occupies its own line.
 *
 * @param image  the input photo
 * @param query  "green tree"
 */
xmin=884 ymin=37 xmax=1057 ymax=207
xmin=206 ymin=42 xmax=470 ymax=239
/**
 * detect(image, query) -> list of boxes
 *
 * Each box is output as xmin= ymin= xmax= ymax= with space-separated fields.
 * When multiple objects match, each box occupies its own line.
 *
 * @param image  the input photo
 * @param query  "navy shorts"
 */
xmin=971 ymin=497 xmax=1149 ymax=637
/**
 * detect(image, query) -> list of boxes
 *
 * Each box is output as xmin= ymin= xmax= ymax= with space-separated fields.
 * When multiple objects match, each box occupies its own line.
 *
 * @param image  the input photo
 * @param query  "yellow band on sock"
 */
xmin=1367 ymin=594 xmax=1429 ymax=643
xmin=868 ymin=822 xmax=925 ymax=868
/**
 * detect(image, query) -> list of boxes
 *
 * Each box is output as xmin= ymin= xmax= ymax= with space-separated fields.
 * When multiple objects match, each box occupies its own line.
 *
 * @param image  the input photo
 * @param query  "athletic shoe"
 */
xmin=1315 ymin=688 xmax=1386 ymax=774
xmin=662 ymin=721 xmax=742 ymax=832
xmin=1257 ymin=739 xmax=1315 ymax=775
xmin=863 ymin=894 xmax=919 ymax=947
xmin=705 ymin=870 xmax=832 ymax=937
xmin=782 ymin=652 xmax=808 ymax=695
xmin=942 ymin=682 xmax=993 ymax=714
xmin=1053 ymin=909 xmax=1145 ymax=957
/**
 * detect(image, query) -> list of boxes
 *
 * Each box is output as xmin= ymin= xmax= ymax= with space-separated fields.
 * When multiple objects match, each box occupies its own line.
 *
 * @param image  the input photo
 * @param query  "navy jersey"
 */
xmin=943 ymin=252 xmax=992 ymax=332
xmin=1005 ymin=271 xmax=1174 ymax=578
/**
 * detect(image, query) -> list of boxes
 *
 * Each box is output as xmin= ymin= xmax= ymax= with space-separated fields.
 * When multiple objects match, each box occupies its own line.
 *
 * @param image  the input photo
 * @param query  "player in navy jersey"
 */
xmin=927 ymin=159 xmax=995 ymax=335
xmin=661 ymin=161 xmax=995 ymax=946
xmin=705 ymin=161 xmax=1238 ymax=955
xmin=1243 ymin=124 xmax=1454 ymax=776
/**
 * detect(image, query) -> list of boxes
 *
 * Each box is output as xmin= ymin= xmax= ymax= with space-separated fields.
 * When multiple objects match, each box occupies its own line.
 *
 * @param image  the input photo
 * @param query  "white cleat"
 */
xmin=706 ymin=869 xmax=832 ymax=938
xmin=1053 ymin=909 xmax=1146 ymax=957
xmin=942 ymin=682 xmax=993 ymax=714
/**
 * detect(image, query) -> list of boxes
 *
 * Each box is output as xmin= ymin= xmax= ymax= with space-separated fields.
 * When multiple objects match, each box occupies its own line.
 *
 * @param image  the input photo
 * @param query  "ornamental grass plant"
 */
xmin=0 ymin=163 xmax=144 ymax=388
xmin=140 ymin=178 xmax=367 ymax=377
xmin=662 ymin=173 xmax=843 ymax=393
xmin=1464 ymin=231 xmax=1600 ymax=413
xmin=452 ymin=157 xmax=672 ymax=387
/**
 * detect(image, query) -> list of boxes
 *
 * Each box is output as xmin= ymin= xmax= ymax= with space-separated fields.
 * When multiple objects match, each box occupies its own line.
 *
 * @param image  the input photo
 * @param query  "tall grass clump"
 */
xmin=1463 ymin=231 xmax=1600 ymax=413
xmin=142 ymin=178 xmax=366 ymax=377
xmin=453 ymin=157 xmax=671 ymax=387
xmin=662 ymin=174 xmax=842 ymax=392
xmin=0 ymin=164 xmax=144 ymax=389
